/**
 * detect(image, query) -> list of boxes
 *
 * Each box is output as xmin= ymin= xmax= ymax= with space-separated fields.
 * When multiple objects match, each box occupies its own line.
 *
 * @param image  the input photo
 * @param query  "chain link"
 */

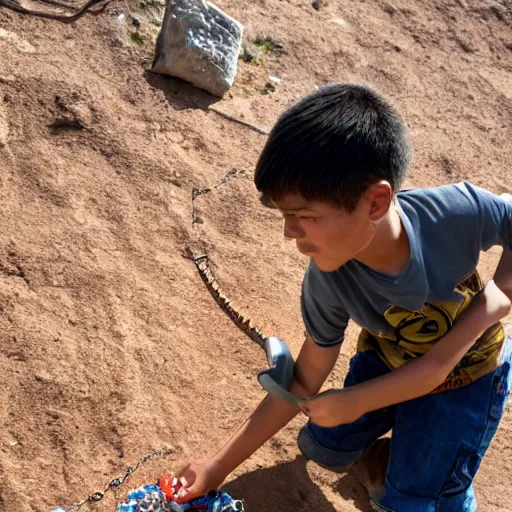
xmin=61 ymin=448 xmax=175 ymax=511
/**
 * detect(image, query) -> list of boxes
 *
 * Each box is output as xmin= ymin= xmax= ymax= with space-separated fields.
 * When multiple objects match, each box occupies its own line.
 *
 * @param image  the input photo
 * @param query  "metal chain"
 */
xmin=191 ymin=169 xmax=248 ymax=224
xmin=191 ymin=168 xmax=267 ymax=350
xmin=193 ymin=254 xmax=266 ymax=350
xmin=61 ymin=448 xmax=175 ymax=511
xmin=53 ymin=153 xmax=300 ymax=509
xmin=57 ymin=170 xmax=254 ymax=512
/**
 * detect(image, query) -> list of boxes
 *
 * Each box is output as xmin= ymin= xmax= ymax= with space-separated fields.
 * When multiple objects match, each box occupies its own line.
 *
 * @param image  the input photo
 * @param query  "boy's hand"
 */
xmin=300 ymin=388 xmax=361 ymax=428
xmin=174 ymin=458 xmax=226 ymax=504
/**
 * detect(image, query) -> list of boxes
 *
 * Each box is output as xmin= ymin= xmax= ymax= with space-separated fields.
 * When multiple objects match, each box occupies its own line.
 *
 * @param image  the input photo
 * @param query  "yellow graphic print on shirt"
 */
xmin=357 ymin=270 xmax=505 ymax=393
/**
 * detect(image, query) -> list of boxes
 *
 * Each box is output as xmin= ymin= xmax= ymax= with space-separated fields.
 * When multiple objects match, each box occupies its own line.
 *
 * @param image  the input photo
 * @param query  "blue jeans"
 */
xmin=298 ymin=337 xmax=512 ymax=512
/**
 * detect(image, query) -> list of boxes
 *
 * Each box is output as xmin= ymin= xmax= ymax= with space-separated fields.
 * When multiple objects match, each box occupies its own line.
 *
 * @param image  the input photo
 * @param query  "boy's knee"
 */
xmin=297 ymin=424 xmax=315 ymax=460
xmin=297 ymin=425 xmax=357 ymax=473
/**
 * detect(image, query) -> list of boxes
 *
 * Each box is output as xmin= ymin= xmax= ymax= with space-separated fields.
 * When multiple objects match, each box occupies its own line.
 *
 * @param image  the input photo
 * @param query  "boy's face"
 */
xmin=274 ymin=189 xmax=385 ymax=272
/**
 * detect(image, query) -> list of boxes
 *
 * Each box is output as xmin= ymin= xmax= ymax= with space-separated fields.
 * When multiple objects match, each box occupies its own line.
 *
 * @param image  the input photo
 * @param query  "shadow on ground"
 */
xmin=145 ymin=71 xmax=220 ymax=111
xmin=222 ymin=455 xmax=372 ymax=512
xmin=336 ymin=473 xmax=373 ymax=512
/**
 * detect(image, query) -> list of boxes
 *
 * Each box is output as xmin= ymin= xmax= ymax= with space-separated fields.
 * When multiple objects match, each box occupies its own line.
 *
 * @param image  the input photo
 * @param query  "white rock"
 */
xmin=329 ymin=17 xmax=348 ymax=26
xmin=151 ymin=0 xmax=243 ymax=97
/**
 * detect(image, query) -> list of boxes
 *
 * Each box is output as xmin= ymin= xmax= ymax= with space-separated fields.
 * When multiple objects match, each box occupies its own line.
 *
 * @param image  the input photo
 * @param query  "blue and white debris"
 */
xmin=117 ymin=484 xmax=244 ymax=512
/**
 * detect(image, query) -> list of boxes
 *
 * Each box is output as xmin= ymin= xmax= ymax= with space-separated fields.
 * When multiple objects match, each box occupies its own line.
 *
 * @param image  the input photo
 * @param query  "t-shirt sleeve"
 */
xmin=300 ymin=262 xmax=349 ymax=347
xmin=460 ymin=182 xmax=512 ymax=251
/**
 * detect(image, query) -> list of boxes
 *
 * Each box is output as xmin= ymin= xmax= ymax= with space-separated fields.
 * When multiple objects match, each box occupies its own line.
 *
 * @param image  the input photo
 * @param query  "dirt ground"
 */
xmin=0 ymin=0 xmax=511 ymax=511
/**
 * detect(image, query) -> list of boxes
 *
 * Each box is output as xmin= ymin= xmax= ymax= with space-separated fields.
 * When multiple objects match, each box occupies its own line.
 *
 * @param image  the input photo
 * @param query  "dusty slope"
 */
xmin=0 ymin=0 xmax=511 ymax=511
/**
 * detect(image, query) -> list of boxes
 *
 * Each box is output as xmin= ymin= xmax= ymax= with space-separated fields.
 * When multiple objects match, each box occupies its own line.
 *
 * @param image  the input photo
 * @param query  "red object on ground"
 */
xmin=159 ymin=474 xmax=190 ymax=502
xmin=159 ymin=474 xmax=179 ymax=501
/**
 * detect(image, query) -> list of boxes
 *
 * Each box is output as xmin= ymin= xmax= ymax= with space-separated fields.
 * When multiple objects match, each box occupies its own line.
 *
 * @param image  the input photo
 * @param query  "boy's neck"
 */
xmin=355 ymin=206 xmax=410 ymax=277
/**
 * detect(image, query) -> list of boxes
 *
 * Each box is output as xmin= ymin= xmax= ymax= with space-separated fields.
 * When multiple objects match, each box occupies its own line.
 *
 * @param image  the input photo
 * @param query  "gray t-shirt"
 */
xmin=301 ymin=182 xmax=512 ymax=392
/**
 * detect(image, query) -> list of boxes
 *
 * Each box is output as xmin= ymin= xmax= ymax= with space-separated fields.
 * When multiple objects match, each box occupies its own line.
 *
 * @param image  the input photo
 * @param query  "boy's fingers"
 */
xmin=300 ymin=404 xmax=311 ymax=417
xmin=174 ymin=486 xmax=196 ymax=504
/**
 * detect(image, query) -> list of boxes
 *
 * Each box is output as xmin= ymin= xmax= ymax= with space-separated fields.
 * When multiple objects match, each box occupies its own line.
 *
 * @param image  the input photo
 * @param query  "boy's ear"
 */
xmin=367 ymin=181 xmax=393 ymax=221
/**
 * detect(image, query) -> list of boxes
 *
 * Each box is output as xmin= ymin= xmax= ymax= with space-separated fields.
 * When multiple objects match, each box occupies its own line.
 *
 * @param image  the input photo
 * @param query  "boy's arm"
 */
xmin=477 ymin=188 xmax=512 ymax=299
xmin=361 ymin=253 xmax=512 ymax=410
xmin=212 ymin=334 xmax=340 ymax=471
xmin=304 ymin=280 xmax=511 ymax=427
xmin=175 ymin=334 xmax=340 ymax=502
xmin=352 ymin=279 xmax=510 ymax=411
xmin=495 ymin=248 xmax=512 ymax=299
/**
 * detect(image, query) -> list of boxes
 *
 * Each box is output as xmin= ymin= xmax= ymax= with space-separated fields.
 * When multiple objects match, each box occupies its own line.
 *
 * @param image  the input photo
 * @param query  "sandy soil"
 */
xmin=0 ymin=0 xmax=511 ymax=510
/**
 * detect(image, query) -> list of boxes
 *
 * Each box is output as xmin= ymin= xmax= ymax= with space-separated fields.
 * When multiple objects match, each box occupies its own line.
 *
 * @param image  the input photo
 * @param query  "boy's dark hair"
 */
xmin=254 ymin=83 xmax=410 ymax=212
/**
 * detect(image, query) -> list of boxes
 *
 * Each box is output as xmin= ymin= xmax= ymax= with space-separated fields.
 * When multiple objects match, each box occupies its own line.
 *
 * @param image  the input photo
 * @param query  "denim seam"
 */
xmin=436 ymin=360 xmax=510 ymax=506
xmin=382 ymin=363 xmax=509 ymax=509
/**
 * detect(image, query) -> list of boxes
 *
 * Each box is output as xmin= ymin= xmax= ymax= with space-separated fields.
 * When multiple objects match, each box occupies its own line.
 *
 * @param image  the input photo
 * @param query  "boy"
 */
xmin=176 ymin=84 xmax=512 ymax=511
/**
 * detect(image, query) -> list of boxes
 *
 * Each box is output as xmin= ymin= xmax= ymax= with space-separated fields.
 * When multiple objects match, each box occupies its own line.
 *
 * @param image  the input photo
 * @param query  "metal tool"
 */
xmin=194 ymin=255 xmax=308 ymax=408
xmin=257 ymin=337 xmax=307 ymax=407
